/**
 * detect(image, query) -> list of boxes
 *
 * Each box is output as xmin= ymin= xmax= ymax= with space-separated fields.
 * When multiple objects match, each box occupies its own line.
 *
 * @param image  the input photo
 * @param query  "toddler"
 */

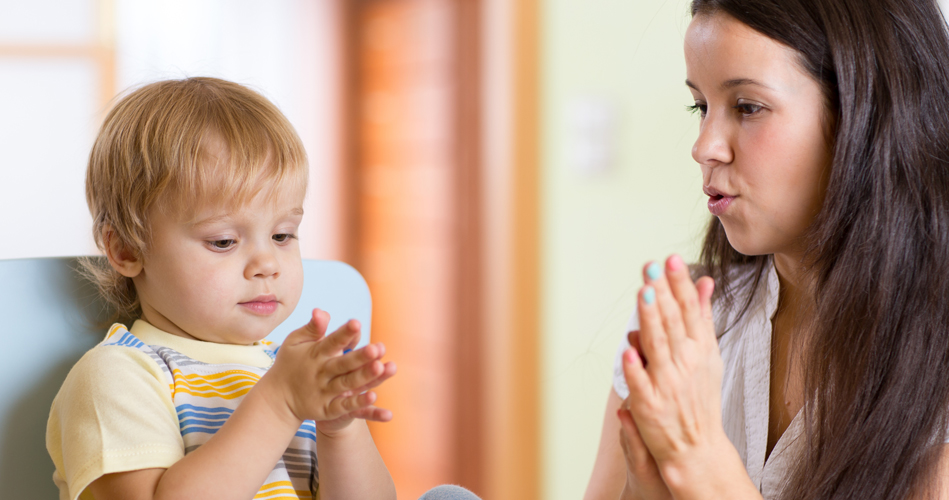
xmin=46 ymin=77 xmax=397 ymax=500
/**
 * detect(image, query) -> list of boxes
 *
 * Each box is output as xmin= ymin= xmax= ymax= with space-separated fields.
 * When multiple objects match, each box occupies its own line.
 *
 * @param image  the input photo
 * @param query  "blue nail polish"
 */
xmin=643 ymin=286 xmax=656 ymax=305
xmin=646 ymin=262 xmax=662 ymax=281
xmin=344 ymin=349 xmax=352 ymax=354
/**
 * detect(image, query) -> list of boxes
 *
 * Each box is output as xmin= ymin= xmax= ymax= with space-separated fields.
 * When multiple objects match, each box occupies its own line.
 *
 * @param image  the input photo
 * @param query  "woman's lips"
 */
xmin=240 ymin=295 xmax=278 ymax=315
xmin=704 ymin=186 xmax=735 ymax=216
xmin=707 ymin=194 xmax=735 ymax=216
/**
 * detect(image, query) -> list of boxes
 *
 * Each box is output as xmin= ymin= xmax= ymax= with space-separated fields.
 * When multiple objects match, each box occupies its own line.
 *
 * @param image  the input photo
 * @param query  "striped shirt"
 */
xmin=48 ymin=320 xmax=318 ymax=500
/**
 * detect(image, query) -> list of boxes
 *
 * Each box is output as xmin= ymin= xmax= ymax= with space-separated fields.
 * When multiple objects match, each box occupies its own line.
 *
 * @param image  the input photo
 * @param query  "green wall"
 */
xmin=538 ymin=0 xmax=707 ymax=498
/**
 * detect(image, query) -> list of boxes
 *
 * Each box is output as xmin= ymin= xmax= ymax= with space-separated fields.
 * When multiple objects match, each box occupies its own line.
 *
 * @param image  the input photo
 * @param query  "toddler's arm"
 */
xmin=87 ymin=309 xmax=395 ymax=500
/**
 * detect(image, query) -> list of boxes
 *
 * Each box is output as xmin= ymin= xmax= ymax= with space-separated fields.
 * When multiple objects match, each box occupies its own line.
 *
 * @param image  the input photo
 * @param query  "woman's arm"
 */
xmin=583 ymin=390 xmax=627 ymax=500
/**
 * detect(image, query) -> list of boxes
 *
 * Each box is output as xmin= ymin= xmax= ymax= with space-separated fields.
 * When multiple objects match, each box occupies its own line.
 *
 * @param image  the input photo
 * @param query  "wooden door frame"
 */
xmin=339 ymin=0 xmax=541 ymax=498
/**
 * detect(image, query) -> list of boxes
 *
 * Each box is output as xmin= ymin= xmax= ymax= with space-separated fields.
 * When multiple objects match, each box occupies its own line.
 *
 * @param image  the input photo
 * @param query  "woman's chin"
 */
xmin=723 ymin=232 xmax=773 ymax=257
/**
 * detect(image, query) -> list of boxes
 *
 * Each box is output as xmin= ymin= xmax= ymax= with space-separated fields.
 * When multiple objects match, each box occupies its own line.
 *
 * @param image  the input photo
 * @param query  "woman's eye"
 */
xmin=686 ymin=103 xmax=707 ymax=117
xmin=273 ymin=233 xmax=297 ymax=244
xmin=209 ymin=239 xmax=236 ymax=250
xmin=733 ymin=102 xmax=763 ymax=116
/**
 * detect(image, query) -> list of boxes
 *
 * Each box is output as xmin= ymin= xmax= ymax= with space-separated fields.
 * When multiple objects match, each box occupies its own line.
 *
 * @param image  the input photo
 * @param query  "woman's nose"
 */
xmin=691 ymin=112 xmax=734 ymax=167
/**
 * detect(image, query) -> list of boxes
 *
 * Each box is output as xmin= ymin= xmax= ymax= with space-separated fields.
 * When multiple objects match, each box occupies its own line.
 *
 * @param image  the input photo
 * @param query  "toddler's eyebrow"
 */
xmin=191 ymin=207 xmax=304 ymax=228
xmin=191 ymin=214 xmax=234 ymax=228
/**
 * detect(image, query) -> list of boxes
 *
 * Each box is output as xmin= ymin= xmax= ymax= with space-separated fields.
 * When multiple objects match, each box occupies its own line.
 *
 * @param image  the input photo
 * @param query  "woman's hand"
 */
xmin=617 ymin=394 xmax=673 ymax=500
xmin=621 ymin=255 xmax=754 ymax=497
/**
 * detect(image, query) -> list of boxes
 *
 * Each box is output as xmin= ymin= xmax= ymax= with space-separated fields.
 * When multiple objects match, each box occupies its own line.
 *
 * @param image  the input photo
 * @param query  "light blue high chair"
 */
xmin=0 ymin=257 xmax=371 ymax=498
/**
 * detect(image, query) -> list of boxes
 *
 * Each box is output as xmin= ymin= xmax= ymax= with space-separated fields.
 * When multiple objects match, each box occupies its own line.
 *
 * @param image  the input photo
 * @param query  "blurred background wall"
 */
xmin=538 ymin=1 xmax=704 ymax=498
xmin=9 ymin=1 xmax=941 ymax=499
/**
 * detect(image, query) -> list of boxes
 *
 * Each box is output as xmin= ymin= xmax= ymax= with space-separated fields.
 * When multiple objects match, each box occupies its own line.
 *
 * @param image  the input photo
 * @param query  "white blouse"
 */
xmin=612 ymin=261 xmax=802 ymax=498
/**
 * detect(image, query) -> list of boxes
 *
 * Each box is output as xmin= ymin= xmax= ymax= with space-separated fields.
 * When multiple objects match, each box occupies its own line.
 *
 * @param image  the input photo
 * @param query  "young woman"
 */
xmin=585 ymin=0 xmax=949 ymax=498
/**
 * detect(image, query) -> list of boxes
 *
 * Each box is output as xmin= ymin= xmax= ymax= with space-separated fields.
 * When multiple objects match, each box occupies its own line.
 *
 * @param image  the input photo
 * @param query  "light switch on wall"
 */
xmin=566 ymin=97 xmax=619 ymax=177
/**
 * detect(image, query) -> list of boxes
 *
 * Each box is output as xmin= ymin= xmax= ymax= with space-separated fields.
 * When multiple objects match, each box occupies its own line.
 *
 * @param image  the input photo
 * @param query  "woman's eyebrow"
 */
xmin=685 ymin=78 xmax=774 ymax=91
xmin=721 ymin=78 xmax=773 ymax=90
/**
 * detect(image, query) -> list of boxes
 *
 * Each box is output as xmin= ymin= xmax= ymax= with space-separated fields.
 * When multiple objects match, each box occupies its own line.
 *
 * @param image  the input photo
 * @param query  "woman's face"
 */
xmin=685 ymin=13 xmax=832 ymax=258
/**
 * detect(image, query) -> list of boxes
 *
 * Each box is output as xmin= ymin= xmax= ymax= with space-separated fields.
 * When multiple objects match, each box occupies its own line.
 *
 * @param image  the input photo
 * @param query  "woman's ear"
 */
xmin=103 ymin=225 xmax=143 ymax=278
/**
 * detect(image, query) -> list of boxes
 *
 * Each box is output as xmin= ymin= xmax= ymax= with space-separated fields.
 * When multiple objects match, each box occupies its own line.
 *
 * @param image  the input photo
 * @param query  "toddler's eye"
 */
xmin=686 ymin=103 xmax=707 ymax=118
xmin=273 ymin=233 xmax=297 ymax=244
xmin=209 ymin=239 xmax=236 ymax=250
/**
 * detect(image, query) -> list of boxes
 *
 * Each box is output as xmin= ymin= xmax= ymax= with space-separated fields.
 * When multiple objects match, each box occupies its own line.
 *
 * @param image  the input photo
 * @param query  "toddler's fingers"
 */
xmin=318 ymin=319 xmax=362 ymax=355
xmin=285 ymin=309 xmax=330 ymax=345
xmin=324 ymin=342 xmax=386 ymax=375
xmin=349 ymin=406 xmax=394 ymax=423
xmin=327 ymin=359 xmax=386 ymax=394
xmin=346 ymin=361 xmax=397 ymax=394
xmin=327 ymin=390 xmax=378 ymax=418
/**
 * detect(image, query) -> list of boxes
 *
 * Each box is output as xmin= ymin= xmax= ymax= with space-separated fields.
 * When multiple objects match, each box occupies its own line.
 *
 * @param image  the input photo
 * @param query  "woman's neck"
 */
xmin=772 ymin=251 xmax=812 ymax=313
xmin=765 ymin=251 xmax=813 ymax=459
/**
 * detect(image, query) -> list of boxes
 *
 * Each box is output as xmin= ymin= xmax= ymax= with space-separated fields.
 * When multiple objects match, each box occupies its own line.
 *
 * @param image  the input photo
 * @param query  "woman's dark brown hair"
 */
xmin=692 ymin=0 xmax=949 ymax=498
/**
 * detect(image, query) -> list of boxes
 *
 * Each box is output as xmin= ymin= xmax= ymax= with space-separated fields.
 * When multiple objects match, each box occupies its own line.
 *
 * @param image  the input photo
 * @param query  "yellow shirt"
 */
xmin=46 ymin=320 xmax=300 ymax=500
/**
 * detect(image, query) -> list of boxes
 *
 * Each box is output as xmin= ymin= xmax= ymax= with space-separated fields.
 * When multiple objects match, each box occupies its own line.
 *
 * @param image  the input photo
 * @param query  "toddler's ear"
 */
xmin=103 ymin=225 xmax=143 ymax=278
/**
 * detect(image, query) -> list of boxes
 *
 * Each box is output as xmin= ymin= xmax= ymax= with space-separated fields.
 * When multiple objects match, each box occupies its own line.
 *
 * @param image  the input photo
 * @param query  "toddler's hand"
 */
xmin=315 ymin=339 xmax=397 ymax=436
xmin=260 ymin=309 xmax=397 ymax=427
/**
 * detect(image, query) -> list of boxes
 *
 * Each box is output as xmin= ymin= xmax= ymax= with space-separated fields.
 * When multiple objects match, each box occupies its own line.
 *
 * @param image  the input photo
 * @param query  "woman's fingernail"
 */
xmin=646 ymin=262 xmax=662 ymax=281
xmin=643 ymin=286 xmax=656 ymax=305
xmin=668 ymin=254 xmax=684 ymax=271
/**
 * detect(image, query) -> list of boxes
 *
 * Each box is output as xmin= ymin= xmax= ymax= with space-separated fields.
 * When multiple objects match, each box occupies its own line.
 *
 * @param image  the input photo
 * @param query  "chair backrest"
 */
xmin=0 ymin=257 xmax=371 ymax=498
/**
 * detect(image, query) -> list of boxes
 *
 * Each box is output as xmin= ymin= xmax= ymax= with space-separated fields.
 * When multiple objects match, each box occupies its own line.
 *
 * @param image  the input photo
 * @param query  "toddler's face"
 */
xmin=132 ymin=182 xmax=305 ymax=345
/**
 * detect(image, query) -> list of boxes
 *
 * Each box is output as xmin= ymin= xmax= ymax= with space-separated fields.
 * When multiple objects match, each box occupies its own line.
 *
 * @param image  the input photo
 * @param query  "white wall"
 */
xmin=539 ymin=1 xmax=706 ymax=498
xmin=0 ymin=0 xmax=342 ymax=261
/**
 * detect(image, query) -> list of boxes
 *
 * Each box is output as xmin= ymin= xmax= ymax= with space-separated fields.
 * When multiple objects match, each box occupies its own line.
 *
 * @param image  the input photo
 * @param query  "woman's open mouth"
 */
xmin=704 ymin=186 xmax=735 ymax=216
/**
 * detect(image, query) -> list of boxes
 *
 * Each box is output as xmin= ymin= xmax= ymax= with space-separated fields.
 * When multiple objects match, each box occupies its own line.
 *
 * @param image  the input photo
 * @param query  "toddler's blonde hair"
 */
xmin=83 ymin=77 xmax=308 ymax=320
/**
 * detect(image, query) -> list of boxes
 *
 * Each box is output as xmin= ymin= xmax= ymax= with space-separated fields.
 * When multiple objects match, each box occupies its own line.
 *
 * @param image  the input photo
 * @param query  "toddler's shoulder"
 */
xmin=57 ymin=325 xmax=170 ymax=403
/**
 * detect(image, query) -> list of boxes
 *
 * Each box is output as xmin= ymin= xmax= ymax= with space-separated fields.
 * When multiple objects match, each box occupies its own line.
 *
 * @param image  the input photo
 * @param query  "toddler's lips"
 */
xmin=240 ymin=296 xmax=278 ymax=315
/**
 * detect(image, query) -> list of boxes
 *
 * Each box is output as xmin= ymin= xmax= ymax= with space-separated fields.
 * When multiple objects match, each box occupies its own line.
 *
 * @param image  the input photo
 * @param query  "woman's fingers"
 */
xmin=640 ymin=255 xmax=715 ymax=364
xmin=622 ymin=347 xmax=654 ymax=407
xmin=663 ymin=255 xmax=707 ymax=342
xmin=637 ymin=283 xmax=672 ymax=371
xmin=696 ymin=276 xmax=716 ymax=334
xmin=627 ymin=330 xmax=648 ymax=368
xmin=643 ymin=261 xmax=688 ymax=349
xmin=618 ymin=406 xmax=651 ymax=470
